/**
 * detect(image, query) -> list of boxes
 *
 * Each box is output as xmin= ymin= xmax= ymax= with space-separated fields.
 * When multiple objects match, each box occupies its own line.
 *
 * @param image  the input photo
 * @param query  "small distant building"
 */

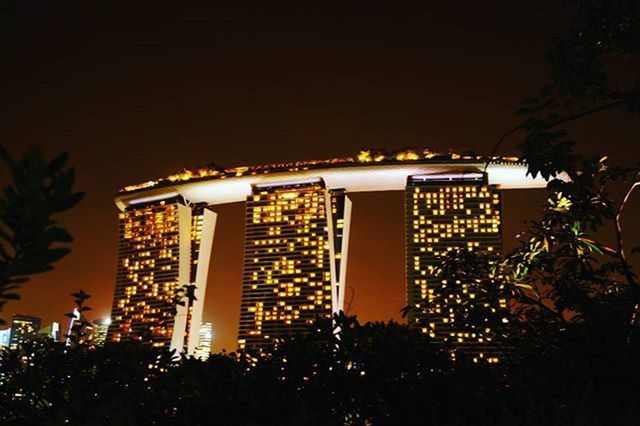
xmin=38 ymin=322 xmax=61 ymax=342
xmin=9 ymin=314 xmax=41 ymax=348
xmin=65 ymin=308 xmax=95 ymax=346
xmin=194 ymin=322 xmax=212 ymax=360
xmin=92 ymin=318 xmax=111 ymax=347
xmin=0 ymin=328 xmax=11 ymax=348
xmin=65 ymin=308 xmax=81 ymax=346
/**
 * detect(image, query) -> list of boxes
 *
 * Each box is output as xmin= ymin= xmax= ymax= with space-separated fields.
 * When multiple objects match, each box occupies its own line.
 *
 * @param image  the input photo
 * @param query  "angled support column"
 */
xmin=337 ymin=197 xmax=352 ymax=312
xmin=170 ymin=204 xmax=194 ymax=354
xmin=187 ymin=208 xmax=217 ymax=356
xmin=327 ymin=190 xmax=352 ymax=315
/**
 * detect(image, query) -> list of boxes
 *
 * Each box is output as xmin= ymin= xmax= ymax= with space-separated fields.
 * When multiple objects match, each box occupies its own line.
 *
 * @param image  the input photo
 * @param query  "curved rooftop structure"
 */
xmin=114 ymin=149 xmax=545 ymax=210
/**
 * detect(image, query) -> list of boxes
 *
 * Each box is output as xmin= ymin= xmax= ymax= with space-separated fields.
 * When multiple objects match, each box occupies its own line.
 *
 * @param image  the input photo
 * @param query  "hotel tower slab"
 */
xmin=107 ymin=197 xmax=216 ymax=353
xmin=109 ymin=152 xmax=550 ymax=354
xmin=238 ymin=180 xmax=350 ymax=349
xmin=406 ymin=173 xmax=504 ymax=359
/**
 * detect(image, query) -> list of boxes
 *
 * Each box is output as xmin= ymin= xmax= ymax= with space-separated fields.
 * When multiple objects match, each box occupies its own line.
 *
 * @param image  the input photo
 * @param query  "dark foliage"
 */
xmin=491 ymin=0 xmax=640 ymax=180
xmin=2 ymin=313 xmax=640 ymax=425
xmin=0 ymin=147 xmax=83 ymax=324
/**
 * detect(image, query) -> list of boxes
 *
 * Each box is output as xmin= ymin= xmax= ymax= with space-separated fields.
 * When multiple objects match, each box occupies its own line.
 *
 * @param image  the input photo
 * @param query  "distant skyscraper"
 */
xmin=92 ymin=318 xmax=111 ymax=347
xmin=65 ymin=308 xmax=80 ymax=346
xmin=38 ymin=322 xmax=61 ymax=342
xmin=194 ymin=322 xmax=212 ymax=359
xmin=238 ymin=179 xmax=351 ymax=350
xmin=65 ymin=308 xmax=95 ymax=346
xmin=9 ymin=314 xmax=41 ymax=348
xmin=405 ymin=173 xmax=504 ymax=361
xmin=107 ymin=197 xmax=216 ymax=354
xmin=0 ymin=328 xmax=10 ymax=348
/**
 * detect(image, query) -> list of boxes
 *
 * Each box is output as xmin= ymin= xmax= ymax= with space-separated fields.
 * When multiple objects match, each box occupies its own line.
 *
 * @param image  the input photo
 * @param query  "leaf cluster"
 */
xmin=0 ymin=147 xmax=83 ymax=323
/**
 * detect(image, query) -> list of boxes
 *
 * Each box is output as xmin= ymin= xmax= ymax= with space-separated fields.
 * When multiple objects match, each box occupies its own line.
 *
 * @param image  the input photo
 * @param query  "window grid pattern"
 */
xmin=107 ymin=201 xmax=182 ymax=347
xmin=238 ymin=182 xmax=334 ymax=349
xmin=10 ymin=315 xmax=41 ymax=348
xmin=405 ymin=179 xmax=503 ymax=361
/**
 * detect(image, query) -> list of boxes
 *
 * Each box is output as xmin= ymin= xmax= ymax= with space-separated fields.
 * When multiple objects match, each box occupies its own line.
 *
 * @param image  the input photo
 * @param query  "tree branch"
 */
xmin=615 ymin=179 xmax=640 ymax=264
xmin=485 ymin=98 xmax=629 ymax=171
xmin=614 ymin=177 xmax=640 ymax=346
xmin=484 ymin=125 xmax=523 ymax=172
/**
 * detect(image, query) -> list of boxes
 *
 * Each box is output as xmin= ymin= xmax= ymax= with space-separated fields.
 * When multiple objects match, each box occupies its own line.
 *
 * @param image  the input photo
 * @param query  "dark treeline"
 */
xmin=1 ymin=312 xmax=640 ymax=425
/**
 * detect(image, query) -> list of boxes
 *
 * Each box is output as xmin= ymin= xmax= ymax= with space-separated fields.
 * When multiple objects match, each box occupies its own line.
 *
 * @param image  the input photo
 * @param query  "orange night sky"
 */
xmin=1 ymin=2 xmax=638 ymax=352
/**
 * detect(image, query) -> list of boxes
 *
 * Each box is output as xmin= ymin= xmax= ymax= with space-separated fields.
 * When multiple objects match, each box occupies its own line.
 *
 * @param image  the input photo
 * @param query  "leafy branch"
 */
xmin=0 ymin=147 xmax=83 ymax=324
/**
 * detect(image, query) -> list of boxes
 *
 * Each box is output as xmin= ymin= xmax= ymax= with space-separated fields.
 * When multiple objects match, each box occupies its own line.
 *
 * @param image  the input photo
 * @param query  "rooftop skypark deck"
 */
xmin=115 ymin=148 xmax=546 ymax=210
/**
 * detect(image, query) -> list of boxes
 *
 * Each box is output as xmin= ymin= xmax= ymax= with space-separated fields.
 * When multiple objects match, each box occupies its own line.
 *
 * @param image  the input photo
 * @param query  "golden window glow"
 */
xmin=107 ymin=201 xmax=206 ymax=348
xmin=238 ymin=182 xmax=346 ymax=350
xmin=405 ymin=176 xmax=503 ymax=358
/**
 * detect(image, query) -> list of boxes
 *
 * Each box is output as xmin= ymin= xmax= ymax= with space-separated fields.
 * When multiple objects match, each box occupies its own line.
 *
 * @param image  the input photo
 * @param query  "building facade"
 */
xmin=405 ymin=173 xmax=504 ymax=360
xmin=38 ymin=322 xmax=60 ymax=342
xmin=107 ymin=197 xmax=216 ymax=354
xmin=238 ymin=179 xmax=351 ymax=349
xmin=0 ymin=328 xmax=11 ymax=348
xmin=194 ymin=322 xmax=213 ymax=359
xmin=9 ymin=314 xmax=41 ymax=348
xmin=92 ymin=318 xmax=111 ymax=346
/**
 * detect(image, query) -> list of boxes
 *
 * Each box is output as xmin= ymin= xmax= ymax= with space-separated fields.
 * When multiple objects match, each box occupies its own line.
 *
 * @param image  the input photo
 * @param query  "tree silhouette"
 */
xmin=0 ymin=147 xmax=83 ymax=324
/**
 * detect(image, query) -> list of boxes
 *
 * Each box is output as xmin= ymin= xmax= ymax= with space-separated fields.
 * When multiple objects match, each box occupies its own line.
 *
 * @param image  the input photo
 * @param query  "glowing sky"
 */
xmin=1 ymin=1 xmax=638 ymax=352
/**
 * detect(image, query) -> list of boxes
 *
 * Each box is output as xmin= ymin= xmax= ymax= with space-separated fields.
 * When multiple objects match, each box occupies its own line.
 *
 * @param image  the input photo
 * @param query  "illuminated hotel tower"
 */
xmin=405 ymin=172 xmax=503 ymax=356
xmin=107 ymin=197 xmax=217 ymax=354
xmin=110 ymin=152 xmax=545 ymax=354
xmin=238 ymin=179 xmax=351 ymax=349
